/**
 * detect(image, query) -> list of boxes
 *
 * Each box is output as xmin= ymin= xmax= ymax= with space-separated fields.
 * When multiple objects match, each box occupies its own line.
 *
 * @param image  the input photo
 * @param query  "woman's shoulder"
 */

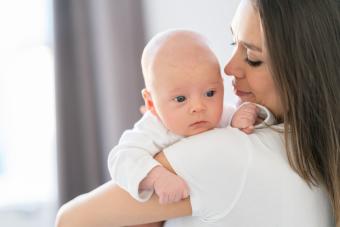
xmin=163 ymin=127 xmax=333 ymax=226
xmin=163 ymin=126 xmax=285 ymax=167
xmin=164 ymin=127 xmax=255 ymax=168
xmin=165 ymin=126 xmax=285 ymax=157
xmin=163 ymin=126 xmax=286 ymax=219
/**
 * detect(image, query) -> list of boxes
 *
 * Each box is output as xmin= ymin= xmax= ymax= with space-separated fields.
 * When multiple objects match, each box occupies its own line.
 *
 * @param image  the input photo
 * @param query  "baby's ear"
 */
xmin=141 ymin=89 xmax=157 ymax=115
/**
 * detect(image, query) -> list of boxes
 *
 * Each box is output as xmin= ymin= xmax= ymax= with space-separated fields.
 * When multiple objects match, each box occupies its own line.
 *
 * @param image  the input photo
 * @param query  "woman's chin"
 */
xmin=236 ymin=96 xmax=256 ymax=106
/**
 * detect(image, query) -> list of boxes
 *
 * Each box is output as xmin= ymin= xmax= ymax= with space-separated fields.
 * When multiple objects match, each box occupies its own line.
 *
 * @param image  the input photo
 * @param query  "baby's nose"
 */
xmin=190 ymin=99 xmax=205 ymax=113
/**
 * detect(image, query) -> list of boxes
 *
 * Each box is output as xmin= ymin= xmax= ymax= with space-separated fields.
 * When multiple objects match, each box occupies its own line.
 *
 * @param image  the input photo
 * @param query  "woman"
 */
xmin=55 ymin=0 xmax=340 ymax=226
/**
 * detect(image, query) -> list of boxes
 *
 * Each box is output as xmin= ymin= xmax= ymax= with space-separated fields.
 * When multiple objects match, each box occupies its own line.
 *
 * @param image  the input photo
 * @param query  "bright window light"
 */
xmin=0 ymin=0 xmax=56 ymax=226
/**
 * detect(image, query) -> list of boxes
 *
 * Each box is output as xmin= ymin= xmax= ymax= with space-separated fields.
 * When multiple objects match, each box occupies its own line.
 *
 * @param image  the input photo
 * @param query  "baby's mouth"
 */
xmin=190 ymin=121 xmax=208 ymax=127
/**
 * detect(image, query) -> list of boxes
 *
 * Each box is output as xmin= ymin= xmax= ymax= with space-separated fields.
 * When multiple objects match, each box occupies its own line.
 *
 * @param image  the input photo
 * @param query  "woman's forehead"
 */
xmin=231 ymin=0 xmax=263 ymax=51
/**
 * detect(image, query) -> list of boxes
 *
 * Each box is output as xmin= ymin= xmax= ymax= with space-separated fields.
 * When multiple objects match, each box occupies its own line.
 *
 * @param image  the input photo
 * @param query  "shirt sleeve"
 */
xmin=108 ymin=111 xmax=182 ymax=202
xmin=253 ymin=104 xmax=277 ymax=128
xmin=163 ymin=127 xmax=252 ymax=222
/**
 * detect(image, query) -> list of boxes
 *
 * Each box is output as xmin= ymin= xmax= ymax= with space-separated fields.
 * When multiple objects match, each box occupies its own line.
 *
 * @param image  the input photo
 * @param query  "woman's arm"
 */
xmin=129 ymin=222 xmax=164 ymax=227
xmin=55 ymin=152 xmax=192 ymax=227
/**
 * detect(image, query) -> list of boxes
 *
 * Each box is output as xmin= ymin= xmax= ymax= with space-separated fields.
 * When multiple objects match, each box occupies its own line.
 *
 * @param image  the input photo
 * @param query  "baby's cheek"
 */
xmin=215 ymin=106 xmax=224 ymax=124
xmin=164 ymin=115 xmax=186 ymax=135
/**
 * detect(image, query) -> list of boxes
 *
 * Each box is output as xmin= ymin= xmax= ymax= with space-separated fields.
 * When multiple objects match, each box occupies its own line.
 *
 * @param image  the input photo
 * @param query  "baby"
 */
xmin=108 ymin=29 xmax=273 ymax=206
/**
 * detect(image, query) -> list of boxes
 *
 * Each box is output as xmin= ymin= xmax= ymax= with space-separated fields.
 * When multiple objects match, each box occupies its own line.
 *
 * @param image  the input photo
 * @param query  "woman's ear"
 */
xmin=141 ymin=88 xmax=158 ymax=116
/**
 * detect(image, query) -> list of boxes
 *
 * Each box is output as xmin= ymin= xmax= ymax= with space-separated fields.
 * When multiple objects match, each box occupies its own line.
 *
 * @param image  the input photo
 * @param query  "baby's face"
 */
xmin=150 ymin=56 xmax=224 ymax=136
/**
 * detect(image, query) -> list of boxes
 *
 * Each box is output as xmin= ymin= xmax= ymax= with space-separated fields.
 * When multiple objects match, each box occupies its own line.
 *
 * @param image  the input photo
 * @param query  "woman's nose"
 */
xmin=224 ymin=61 xmax=234 ymax=77
xmin=224 ymin=49 xmax=244 ymax=79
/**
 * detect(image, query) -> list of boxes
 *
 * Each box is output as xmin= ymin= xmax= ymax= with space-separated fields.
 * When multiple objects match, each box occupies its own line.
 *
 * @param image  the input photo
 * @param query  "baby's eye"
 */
xmin=174 ymin=96 xmax=186 ymax=103
xmin=205 ymin=90 xmax=216 ymax=97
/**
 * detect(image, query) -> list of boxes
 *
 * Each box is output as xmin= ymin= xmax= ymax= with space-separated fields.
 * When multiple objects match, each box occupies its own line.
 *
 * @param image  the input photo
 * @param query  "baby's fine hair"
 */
xmin=140 ymin=29 xmax=216 ymax=90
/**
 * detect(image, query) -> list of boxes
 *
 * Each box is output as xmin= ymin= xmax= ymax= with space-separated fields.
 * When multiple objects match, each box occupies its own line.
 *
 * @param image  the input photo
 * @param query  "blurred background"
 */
xmin=0 ymin=0 xmax=239 ymax=226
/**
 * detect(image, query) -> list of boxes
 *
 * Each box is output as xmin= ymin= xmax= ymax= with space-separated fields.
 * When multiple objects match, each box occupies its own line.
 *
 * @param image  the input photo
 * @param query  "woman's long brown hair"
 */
xmin=254 ymin=0 xmax=340 ymax=224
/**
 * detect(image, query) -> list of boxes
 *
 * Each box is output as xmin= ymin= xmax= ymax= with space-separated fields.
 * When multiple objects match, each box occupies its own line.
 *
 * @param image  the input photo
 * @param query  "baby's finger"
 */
xmin=244 ymin=106 xmax=259 ymax=116
xmin=173 ymin=192 xmax=182 ymax=203
xmin=243 ymin=106 xmax=259 ymax=117
xmin=182 ymin=189 xmax=189 ymax=199
xmin=241 ymin=126 xmax=254 ymax=134
xmin=159 ymin=193 xmax=169 ymax=205
xmin=241 ymin=128 xmax=251 ymax=134
xmin=240 ymin=103 xmax=257 ymax=111
xmin=240 ymin=112 xmax=257 ymax=122
xmin=168 ymin=191 xmax=177 ymax=203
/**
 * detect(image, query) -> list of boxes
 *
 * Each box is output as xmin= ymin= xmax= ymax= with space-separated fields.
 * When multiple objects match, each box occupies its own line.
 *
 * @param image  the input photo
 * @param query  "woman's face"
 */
xmin=224 ymin=0 xmax=283 ymax=117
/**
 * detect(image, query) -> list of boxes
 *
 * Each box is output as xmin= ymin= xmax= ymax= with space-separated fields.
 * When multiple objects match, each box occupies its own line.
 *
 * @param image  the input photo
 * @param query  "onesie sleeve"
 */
xmin=163 ymin=127 xmax=252 ymax=222
xmin=253 ymin=104 xmax=277 ymax=128
xmin=108 ymin=111 xmax=182 ymax=202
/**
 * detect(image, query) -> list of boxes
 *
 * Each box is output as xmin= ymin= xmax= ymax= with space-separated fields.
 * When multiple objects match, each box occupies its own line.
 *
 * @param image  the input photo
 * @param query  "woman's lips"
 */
xmin=235 ymin=89 xmax=253 ymax=97
xmin=233 ymin=85 xmax=253 ymax=97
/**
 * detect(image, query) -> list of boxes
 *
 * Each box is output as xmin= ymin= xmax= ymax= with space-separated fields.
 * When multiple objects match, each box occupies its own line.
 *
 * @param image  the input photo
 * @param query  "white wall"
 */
xmin=141 ymin=0 xmax=240 ymax=104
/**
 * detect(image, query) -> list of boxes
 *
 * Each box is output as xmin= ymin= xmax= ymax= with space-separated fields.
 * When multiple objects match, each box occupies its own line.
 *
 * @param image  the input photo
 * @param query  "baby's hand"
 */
xmin=231 ymin=102 xmax=259 ymax=134
xmin=139 ymin=166 xmax=189 ymax=204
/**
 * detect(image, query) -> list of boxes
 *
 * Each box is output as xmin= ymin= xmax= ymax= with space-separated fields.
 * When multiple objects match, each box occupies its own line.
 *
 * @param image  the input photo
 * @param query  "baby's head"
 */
xmin=141 ymin=29 xmax=224 ymax=136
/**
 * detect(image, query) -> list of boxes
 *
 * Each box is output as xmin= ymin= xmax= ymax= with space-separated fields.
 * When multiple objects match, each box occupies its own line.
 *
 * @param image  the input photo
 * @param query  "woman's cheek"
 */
xmin=239 ymin=94 xmax=257 ymax=103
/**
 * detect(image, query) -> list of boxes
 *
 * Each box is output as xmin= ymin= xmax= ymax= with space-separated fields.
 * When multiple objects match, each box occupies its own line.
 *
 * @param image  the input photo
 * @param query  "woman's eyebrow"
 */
xmin=241 ymin=41 xmax=262 ymax=52
xmin=230 ymin=26 xmax=262 ymax=52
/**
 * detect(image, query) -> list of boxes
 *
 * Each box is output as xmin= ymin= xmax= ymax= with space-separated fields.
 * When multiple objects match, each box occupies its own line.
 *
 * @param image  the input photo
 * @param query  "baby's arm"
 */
xmin=108 ymin=111 xmax=188 ymax=204
xmin=231 ymin=102 xmax=259 ymax=134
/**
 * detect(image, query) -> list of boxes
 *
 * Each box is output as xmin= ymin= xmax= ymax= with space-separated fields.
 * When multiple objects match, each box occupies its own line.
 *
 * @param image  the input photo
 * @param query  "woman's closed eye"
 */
xmin=174 ymin=95 xmax=186 ymax=103
xmin=229 ymin=41 xmax=263 ymax=67
xmin=245 ymin=57 xmax=263 ymax=67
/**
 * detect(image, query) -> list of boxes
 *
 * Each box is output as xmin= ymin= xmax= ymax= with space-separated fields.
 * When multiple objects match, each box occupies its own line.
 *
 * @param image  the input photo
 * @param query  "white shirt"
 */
xmin=163 ymin=126 xmax=334 ymax=226
xmin=107 ymin=105 xmax=237 ymax=201
xmin=108 ymin=103 xmax=277 ymax=203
